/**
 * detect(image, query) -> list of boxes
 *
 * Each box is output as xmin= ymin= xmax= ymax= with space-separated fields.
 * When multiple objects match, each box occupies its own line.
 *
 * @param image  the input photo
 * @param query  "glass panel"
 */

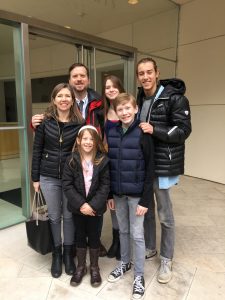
xmin=94 ymin=50 xmax=129 ymax=95
xmin=29 ymin=35 xmax=78 ymax=114
xmin=0 ymin=23 xmax=27 ymax=228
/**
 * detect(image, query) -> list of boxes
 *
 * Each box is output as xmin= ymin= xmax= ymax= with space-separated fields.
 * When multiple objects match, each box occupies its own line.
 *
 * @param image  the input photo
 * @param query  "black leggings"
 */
xmin=73 ymin=214 xmax=101 ymax=249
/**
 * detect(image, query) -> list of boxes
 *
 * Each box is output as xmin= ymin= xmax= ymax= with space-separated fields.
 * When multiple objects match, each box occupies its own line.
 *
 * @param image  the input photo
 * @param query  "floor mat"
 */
xmin=0 ymin=188 xmax=22 ymax=207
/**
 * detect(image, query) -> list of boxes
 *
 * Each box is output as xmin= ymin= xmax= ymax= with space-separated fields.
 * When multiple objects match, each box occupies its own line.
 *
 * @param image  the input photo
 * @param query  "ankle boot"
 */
xmin=63 ymin=244 xmax=76 ymax=275
xmin=107 ymin=229 xmax=120 ymax=258
xmin=70 ymin=248 xmax=87 ymax=286
xmin=89 ymin=248 xmax=102 ymax=287
xmin=51 ymin=245 xmax=62 ymax=278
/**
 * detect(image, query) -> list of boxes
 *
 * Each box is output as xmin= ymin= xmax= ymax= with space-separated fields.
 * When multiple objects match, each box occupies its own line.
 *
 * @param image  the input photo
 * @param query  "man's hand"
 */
xmin=80 ymin=203 xmax=95 ymax=216
xmin=136 ymin=205 xmax=148 ymax=216
xmin=32 ymin=114 xmax=44 ymax=129
xmin=139 ymin=122 xmax=154 ymax=134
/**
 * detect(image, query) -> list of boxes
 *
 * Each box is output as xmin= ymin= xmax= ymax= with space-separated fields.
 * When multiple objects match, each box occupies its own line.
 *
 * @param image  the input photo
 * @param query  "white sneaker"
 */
xmin=157 ymin=258 xmax=172 ymax=283
xmin=145 ymin=249 xmax=157 ymax=260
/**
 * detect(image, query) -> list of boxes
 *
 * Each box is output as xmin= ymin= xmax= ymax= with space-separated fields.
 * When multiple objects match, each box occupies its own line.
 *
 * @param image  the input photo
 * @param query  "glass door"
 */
xmin=0 ymin=23 xmax=29 ymax=228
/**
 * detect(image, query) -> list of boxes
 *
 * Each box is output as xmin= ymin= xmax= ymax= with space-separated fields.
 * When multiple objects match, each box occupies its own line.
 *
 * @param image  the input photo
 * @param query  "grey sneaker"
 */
xmin=157 ymin=258 xmax=172 ymax=283
xmin=107 ymin=262 xmax=131 ymax=283
xmin=132 ymin=275 xmax=145 ymax=300
xmin=145 ymin=249 xmax=157 ymax=260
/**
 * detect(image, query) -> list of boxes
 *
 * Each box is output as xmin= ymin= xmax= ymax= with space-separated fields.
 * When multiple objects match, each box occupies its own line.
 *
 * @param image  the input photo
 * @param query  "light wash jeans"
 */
xmin=114 ymin=195 xmax=145 ymax=277
xmin=40 ymin=175 xmax=74 ymax=247
xmin=144 ymin=178 xmax=175 ymax=259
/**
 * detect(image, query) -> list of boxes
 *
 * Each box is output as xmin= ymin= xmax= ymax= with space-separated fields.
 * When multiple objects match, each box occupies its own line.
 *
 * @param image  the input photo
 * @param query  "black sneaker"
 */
xmin=132 ymin=275 xmax=145 ymax=300
xmin=107 ymin=262 xmax=132 ymax=283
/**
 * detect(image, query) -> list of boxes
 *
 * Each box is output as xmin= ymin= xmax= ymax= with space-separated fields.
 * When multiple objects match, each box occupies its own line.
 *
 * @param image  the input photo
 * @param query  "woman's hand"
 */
xmin=33 ymin=181 xmax=40 ymax=192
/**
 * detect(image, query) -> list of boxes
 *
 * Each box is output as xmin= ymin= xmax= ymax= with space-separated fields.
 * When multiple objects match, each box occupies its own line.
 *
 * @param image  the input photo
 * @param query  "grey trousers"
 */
xmin=144 ymin=179 xmax=175 ymax=259
xmin=114 ymin=195 xmax=145 ymax=277
xmin=40 ymin=175 xmax=74 ymax=247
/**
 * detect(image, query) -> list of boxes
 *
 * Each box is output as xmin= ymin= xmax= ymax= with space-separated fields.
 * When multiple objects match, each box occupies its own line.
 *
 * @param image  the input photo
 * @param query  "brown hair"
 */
xmin=136 ymin=57 xmax=158 ymax=75
xmin=102 ymin=75 xmax=125 ymax=119
xmin=44 ymin=83 xmax=83 ymax=123
xmin=68 ymin=63 xmax=89 ymax=79
xmin=71 ymin=127 xmax=106 ymax=166
xmin=113 ymin=93 xmax=137 ymax=111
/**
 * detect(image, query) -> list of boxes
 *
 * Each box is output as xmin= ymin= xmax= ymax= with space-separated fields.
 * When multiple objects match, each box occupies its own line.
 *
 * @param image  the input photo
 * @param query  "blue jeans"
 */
xmin=40 ymin=175 xmax=74 ymax=247
xmin=114 ymin=195 xmax=145 ymax=277
xmin=144 ymin=178 xmax=175 ymax=259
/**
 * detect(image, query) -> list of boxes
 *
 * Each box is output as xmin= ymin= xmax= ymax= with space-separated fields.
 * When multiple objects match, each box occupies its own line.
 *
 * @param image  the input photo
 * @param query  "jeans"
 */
xmin=144 ymin=178 xmax=175 ymax=259
xmin=110 ymin=209 xmax=119 ymax=230
xmin=114 ymin=195 xmax=145 ymax=277
xmin=40 ymin=175 xmax=74 ymax=247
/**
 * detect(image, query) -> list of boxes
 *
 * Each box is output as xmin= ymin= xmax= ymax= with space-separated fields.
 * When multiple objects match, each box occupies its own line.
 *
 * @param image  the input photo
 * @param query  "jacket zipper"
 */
xmin=57 ymin=122 xmax=63 ymax=179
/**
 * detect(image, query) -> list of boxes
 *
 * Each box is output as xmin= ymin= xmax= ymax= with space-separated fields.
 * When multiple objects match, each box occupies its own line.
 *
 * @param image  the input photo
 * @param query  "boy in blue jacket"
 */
xmin=106 ymin=93 xmax=154 ymax=300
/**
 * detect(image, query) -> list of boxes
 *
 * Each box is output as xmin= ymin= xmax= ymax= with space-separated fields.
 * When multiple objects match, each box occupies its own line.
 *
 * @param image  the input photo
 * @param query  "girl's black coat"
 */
xmin=62 ymin=152 xmax=110 ymax=216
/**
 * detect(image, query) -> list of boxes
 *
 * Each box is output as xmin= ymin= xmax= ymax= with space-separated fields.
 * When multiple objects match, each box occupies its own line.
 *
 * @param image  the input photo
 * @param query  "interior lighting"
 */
xmin=128 ymin=0 xmax=139 ymax=4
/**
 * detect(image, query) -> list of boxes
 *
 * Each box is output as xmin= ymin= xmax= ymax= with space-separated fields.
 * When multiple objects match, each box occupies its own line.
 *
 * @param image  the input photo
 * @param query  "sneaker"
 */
xmin=132 ymin=275 xmax=145 ymax=300
xmin=107 ymin=262 xmax=132 ymax=283
xmin=157 ymin=258 xmax=172 ymax=283
xmin=145 ymin=249 xmax=157 ymax=260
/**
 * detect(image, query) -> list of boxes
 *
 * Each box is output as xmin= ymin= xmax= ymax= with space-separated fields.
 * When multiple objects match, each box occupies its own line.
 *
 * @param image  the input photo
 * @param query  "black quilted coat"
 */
xmin=137 ymin=79 xmax=192 ymax=176
xmin=31 ymin=117 xmax=83 ymax=181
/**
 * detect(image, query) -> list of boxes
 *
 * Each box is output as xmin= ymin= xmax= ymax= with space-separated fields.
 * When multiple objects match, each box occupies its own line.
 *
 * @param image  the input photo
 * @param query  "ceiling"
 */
xmin=0 ymin=0 xmax=183 ymax=35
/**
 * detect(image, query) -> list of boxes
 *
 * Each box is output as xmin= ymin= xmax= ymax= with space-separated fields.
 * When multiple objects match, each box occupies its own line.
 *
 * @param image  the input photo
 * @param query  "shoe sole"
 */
xmin=107 ymin=268 xmax=132 ymax=283
xmin=145 ymin=251 xmax=157 ymax=260
xmin=157 ymin=274 xmax=172 ymax=284
xmin=131 ymin=293 xmax=145 ymax=300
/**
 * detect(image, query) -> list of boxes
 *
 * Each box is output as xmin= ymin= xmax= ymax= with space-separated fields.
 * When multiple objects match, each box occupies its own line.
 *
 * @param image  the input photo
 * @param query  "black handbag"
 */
xmin=25 ymin=190 xmax=53 ymax=255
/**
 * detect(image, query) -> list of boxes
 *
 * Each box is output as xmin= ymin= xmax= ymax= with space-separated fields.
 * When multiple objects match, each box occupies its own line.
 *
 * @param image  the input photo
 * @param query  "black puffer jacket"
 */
xmin=62 ymin=152 xmax=110 ymax=215
xmin=137 ymin=79 xmax=192 ymax=176
xmin=31 ymin=117 xmax=83 ymax=181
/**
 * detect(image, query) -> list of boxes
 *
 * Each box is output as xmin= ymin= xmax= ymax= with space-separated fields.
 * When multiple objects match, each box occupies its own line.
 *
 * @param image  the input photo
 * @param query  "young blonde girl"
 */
xmin=62 ymin=125 xmax=110 ymax=287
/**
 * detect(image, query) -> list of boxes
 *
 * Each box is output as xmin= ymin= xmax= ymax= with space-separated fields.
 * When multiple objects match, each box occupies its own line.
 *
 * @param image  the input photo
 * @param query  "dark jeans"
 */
xmin=73 ymin=214 xmax=101 ymax=249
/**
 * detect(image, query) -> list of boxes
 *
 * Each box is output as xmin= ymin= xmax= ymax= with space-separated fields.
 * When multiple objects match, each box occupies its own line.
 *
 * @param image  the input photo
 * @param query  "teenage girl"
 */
xmin=62 ymin=125 xmax=110 ymax=287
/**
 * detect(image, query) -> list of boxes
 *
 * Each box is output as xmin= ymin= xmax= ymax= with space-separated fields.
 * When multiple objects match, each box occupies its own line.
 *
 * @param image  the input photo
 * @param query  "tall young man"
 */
xmin=137 ymin=57 xmax=192 ymax=283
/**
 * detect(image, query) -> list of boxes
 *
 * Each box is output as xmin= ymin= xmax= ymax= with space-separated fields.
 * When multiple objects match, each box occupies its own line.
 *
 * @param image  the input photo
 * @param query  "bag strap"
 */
xmin=31 ymin=191 xmax=44 ymax=225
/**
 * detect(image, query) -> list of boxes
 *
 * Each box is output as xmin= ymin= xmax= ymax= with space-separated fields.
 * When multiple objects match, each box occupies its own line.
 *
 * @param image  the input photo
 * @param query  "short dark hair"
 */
xmin=68 ymin=63 xmax=89 ymax=78
xmin=136 ymin=57 xmax=158 ymax=75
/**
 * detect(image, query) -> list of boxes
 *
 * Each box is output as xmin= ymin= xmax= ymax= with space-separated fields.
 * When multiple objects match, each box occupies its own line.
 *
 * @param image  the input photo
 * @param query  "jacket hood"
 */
xmin=160 ymin=78 xmax=186 ymax=97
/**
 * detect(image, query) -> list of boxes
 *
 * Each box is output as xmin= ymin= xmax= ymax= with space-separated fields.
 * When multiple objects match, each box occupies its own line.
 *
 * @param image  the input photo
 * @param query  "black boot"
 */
xmin=107 ymin=229 xmax=120 ymax=258
xmin=89 ymin=248 xmax=102 ymax=287
xmin=51 ymin=245 xmax=62 ymax=278
xmin=63 ymin=244 xmax=76 ymax=275
xmin=70 ymin=248 xmax=87 ymax=286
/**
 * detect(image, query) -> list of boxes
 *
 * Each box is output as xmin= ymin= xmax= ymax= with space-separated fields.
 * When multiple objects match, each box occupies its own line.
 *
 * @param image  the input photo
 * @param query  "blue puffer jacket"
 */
xmin=107 ymin=119 xmax=146 ymax=197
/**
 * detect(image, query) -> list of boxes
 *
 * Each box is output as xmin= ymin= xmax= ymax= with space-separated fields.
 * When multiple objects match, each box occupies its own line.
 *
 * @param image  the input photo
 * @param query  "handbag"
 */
xmin=25 ymin=190 xmax=53 ymax=255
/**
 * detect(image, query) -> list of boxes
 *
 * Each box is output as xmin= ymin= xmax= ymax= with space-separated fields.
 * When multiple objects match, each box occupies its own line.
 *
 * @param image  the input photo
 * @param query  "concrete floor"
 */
xmin=0 ymin=175 xmax=225 ymax=300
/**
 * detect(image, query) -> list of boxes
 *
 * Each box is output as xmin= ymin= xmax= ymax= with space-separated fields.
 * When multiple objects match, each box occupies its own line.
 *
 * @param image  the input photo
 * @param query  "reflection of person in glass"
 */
xmin=31 ymin=83 xmax=83 ymax=278
xmin=31 ymin=63 xmax=108 ymax=257
xmin=137 ymin=57 xmax=192 ymax=284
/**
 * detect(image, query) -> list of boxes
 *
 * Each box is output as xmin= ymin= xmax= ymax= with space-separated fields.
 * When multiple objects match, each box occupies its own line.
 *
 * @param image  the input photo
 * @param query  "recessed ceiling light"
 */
xmin=128 ymin=0 xmax=139 ymax=4
xmin=64 ymin=25 xmax=71 ymax=29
